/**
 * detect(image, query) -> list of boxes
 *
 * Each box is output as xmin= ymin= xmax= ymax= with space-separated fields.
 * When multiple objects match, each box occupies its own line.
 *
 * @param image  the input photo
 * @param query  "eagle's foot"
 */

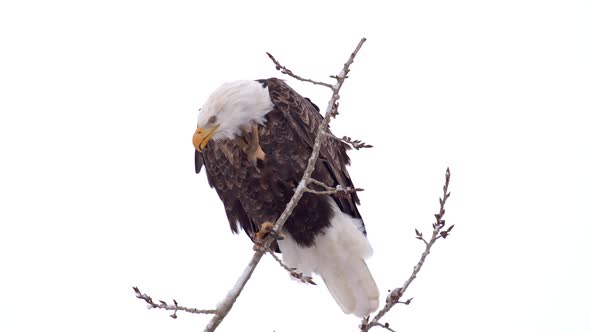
xmin=255 ymin=221 xmax=284 ymax=242
xmin=245 ymin=124 xmax=266 ymax=164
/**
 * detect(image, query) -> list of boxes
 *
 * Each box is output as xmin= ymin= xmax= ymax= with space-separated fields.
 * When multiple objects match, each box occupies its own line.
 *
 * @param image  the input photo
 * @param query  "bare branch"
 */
xmin=266 ymin=52 xmax=333 ymax=89
xmin=205 ymin=250 xmax=264 ymax=331
xmin=133 ymin=287 xmax=215 ymax=317
xmin=361 ymin=168 xmax=453 ymax=331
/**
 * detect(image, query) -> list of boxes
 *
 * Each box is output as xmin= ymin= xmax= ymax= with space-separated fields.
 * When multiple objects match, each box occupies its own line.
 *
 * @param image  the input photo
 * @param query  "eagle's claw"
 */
xmin=255 ymin=221 xmax=285 ymax=242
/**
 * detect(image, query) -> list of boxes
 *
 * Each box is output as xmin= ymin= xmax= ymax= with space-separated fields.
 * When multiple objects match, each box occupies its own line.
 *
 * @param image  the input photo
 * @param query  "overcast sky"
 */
xmin=1 ymin=1 xmax=589 ymax=331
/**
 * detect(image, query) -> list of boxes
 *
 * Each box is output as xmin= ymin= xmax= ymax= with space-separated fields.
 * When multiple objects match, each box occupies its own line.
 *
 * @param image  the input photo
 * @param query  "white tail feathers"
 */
xmin=277 ymin=201 xmax=380 ymax=317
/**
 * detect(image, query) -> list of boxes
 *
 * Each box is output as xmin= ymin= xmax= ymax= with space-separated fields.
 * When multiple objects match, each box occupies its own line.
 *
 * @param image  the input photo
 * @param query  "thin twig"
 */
xmin=361 ymin=168 xmax=453 ymax=331
xmin=266 ymin=52 xmax=333 ymax=89
xmin=325 ymin=133 xmax=374 ymax=150
xmin=374 ymin=322 xmax=397 ymax=332
xmin=395 ymin=298 xmax=413 ymax=305
xmin=133 ymin=287 xmax=216 ymax=317
xmin=305 ymin=178 xmax=364 ymax=198
xmin=307 ymin=178 xmax=334 ymax=191
xmin=414 ymin=229 xmax=429 ymax=245
xmin=304 ymin=185 xmax=364 ymax=196
xmin=267 ymin=249 xmax=316 ymax=285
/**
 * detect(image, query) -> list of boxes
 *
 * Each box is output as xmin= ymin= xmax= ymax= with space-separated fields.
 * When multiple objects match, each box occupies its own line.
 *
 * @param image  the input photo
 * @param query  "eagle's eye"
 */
xmin=207 ymin=115 xmax=217 ymax=124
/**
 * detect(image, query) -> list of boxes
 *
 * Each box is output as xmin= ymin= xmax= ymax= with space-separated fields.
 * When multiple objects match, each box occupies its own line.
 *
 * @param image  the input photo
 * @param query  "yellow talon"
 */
xmin=255 ymin=221 xmax=284 ymax=241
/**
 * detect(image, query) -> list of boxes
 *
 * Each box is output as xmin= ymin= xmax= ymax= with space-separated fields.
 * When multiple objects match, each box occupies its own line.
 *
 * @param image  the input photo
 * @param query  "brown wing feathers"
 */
xmin=265 ymin=78 xmax=364 ymax=223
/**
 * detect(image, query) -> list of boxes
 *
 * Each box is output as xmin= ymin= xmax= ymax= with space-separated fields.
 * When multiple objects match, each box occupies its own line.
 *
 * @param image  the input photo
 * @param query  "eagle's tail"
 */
xmin=277 ymin=201 xmax=379 ymax=317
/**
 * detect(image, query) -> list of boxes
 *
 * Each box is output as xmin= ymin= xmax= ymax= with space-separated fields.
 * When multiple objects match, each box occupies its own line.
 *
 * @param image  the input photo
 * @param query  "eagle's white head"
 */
xmin=193 ymin=80 xmax=274 ymax=152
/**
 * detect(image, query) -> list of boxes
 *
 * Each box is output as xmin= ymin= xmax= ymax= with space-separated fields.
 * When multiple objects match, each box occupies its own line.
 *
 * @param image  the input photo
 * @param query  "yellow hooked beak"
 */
xmin=193 ymin=124 xmax=220 ymax=152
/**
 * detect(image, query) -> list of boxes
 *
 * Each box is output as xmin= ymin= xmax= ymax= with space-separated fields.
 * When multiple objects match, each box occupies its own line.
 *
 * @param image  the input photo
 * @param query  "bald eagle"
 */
xmin=193 ymin=78 xmax=379 ymax=317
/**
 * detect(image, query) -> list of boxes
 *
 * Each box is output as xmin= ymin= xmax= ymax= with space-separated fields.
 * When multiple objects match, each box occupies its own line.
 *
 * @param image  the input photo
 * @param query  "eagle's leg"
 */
xmin=245 ymin=124 xmax=266 ymax=164
xmin=255 ymin=221 xmax=284 ymax=242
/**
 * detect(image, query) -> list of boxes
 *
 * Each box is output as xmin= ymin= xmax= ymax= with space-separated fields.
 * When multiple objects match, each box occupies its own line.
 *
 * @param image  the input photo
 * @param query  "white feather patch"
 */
xmin=277 ymin=200 xmax=379 ymax=317
xmin=198 ymin=80 xmax=274 ymax=140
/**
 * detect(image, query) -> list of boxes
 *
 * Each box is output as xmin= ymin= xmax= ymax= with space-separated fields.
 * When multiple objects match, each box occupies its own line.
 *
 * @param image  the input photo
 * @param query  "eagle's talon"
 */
xmin=255 ymin=221 xmax=274 ymax=241
xmin=255 ymin=221 xmax=284 ymax=242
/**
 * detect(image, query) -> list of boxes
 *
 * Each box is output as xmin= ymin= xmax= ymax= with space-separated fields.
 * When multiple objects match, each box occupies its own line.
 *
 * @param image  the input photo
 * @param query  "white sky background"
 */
xmin=0 ymin=0 xmax=589 ymax=331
